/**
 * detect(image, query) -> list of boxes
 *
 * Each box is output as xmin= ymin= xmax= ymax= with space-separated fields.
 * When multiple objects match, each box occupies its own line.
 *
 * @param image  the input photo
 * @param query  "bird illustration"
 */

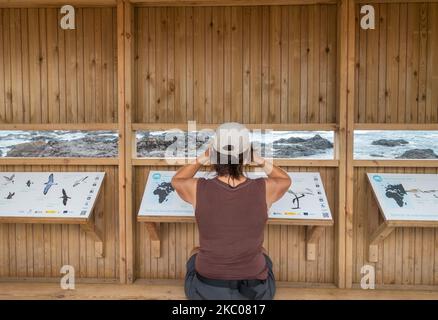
xmin=2 ymin=174 xmax=15 ymax=185
xmin=60 ymin=189 xmax=71 ymax=206
xmin=43 ymin=174 xmax=58 ymax=195
xmin=5 ymin=192 xmax=15 ymax=200
xmin=26 ymin=180 xmax=33 ymax=187
xmin=287 ymin=188 xmax=314 ymax=210
xmin=73 ymin=176 xmax=88 ymax=187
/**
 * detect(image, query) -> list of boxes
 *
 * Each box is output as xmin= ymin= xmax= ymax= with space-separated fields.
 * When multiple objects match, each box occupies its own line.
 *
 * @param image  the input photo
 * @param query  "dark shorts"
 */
xmin=184 ymin=253 xmax=276 ymax=300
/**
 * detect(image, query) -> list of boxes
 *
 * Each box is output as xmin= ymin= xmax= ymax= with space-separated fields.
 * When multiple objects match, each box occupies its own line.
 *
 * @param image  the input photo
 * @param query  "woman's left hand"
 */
xmin=196 ymin=147 xmax=211 ymax=165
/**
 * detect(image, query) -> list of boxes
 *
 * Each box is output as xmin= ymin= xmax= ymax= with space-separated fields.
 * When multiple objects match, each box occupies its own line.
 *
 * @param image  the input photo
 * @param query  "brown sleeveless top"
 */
xmin=194 ymin=176 xmax=268 ymax=280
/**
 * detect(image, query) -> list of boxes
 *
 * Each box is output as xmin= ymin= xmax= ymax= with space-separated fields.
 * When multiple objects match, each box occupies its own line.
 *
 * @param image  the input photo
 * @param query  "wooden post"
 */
xmin=80 ymin=218 xmax=104 ymax=258
xmin=368 ymin=222 xmax=395 ymax=263
xmin=306 ymin=226 xmax=325 ymax=261
xmin=117 ymin=0 xmax=127 ymax=284
xmin=145 ymin=223 xmax=161 ymax=258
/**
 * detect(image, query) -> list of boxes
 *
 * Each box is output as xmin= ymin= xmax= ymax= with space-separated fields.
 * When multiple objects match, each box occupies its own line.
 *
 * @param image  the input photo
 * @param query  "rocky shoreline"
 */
xmin=5 ymin=132 xmax=118 ymax=158
xmin=1 ymin=132 xmax=437 ymax=159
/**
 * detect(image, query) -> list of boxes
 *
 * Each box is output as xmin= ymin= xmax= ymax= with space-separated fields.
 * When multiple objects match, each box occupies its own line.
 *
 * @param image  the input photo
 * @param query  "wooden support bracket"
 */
xmin=146 ymin=222 xmax=161 ymax=258
xmin=80 ymin=217 xmax=105 ymax=258
xmin=306 ymin=226 xmax=325 ymax=261
xmin=368 ymin=222 xmax=394 ymax=263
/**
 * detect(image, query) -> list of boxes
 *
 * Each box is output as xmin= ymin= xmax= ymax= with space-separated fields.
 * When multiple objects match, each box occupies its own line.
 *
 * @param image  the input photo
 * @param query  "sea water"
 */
xmin=1 ymin=130 xmax=437 ymax=159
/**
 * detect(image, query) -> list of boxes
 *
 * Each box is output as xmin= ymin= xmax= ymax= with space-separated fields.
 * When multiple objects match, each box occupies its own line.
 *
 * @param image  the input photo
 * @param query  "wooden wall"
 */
xmin=0 ymin=165 xmax=119 ymax=281
xmin=134 ymin=5 xmax=338 ymax=124
xmin=352 ymin=2 xmax=438 ymax=288
xmin=355 ymin=2 xmax=438 ymax=124
xmin=0 ymin=7 xmax=118 ymax=124
xmin=353 ymin=167 xmax=438 ymax=287
xmin=0 ymin=7 xmax=120 ymax=281
xmin=0 ymin=0 xmax=437 ymax=290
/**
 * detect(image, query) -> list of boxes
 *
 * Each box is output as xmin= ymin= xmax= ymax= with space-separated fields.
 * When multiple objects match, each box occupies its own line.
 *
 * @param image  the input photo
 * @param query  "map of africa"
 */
xmin=367 ymin=173 xmax=438 ymax=221
xmin=385 ymin=184 xmax=408 ymax=207
xmin=153 ymin=182 xmax=175 ymax=203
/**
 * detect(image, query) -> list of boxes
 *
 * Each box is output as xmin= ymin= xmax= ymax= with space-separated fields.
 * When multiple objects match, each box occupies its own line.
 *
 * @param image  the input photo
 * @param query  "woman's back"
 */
xmin=194 ymin=177 xmax=268 ymax=280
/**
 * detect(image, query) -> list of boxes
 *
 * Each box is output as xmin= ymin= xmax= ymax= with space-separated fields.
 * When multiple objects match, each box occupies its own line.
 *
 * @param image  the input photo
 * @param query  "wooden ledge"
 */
xmin=1 ymin=281 xmax=438 ymax=300
xmin=141 ymin=220 xmax=331 ymax=260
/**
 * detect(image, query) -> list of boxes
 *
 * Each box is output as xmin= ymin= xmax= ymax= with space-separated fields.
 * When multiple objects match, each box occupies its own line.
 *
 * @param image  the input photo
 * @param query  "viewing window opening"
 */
xmin=0 ymin=130 xmax=119 ymax=158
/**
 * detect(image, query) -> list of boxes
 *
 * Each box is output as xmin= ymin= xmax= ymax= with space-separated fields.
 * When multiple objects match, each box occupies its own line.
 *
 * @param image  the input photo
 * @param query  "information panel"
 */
xmin=367 ymin=173 xmax=438 ymax=221
xmin=138 ymin=171 xmax=332 ymax=221
xmin=0 ymin=172 xmax=105 ymax=219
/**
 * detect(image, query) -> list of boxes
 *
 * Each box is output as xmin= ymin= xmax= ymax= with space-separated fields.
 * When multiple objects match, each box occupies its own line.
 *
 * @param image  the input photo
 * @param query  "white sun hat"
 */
xmin=211 ymin=122 xmax=251 ymax=161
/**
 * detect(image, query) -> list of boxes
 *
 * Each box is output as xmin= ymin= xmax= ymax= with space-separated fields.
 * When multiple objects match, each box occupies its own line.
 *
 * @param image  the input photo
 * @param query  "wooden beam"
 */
xmin=356 ymin=0 xmax=437 ymax=3
xmin=0 ymin=123 xmax=118 ymax=131
xmin=354 ymin=123 xmax=438 ymax=131
xmin=353 ymin=160 xmax=438 ymax=168
xmin=0 ymin=158 xmax=118 ymax=166
xmin=130 ymin=0 xmax=338 ymax=7
xmin=132 ymin=122 xmax=338 ymax=131
xmin=0 ymin=0 xmax=116 ymax=7
xmin=306 ymin=226 xmax=326 ymax=261
xmin=368 ymin=222 xmax=394 ymax=263
xmin=145 ymin=223 xmax=161 ymax=258
xmin=132 ymin=158 xmax=340 ymax=167
xmin=138 ymin=216 xmax=334 ymax=227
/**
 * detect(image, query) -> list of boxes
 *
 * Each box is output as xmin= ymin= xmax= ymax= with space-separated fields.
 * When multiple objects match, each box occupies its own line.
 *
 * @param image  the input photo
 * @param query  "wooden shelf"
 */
xmin=138 ymin=216 xmax=333 ymax=260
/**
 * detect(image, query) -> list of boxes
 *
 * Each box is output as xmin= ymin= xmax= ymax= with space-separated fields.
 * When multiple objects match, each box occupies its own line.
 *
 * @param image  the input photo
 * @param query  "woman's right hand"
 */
xmin=252 ymin=150 xmax=266 ymax=167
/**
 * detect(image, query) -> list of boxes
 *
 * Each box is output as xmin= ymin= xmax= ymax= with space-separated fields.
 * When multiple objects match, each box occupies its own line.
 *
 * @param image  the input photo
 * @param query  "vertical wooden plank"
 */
xmin=426 ymin=3 xmax=438 ymax=123
xmin=212 ymin=7 xmax=224 ymax=124
xmin=0 ymin=10 xmax=5 ymax=123
xmin=377 ymin=4 xmax=387 ymax=123
xmin=28 ymin=8 xmax=41 ymax=123
xmin=193 ymin=7 xmax=205 ymax=124
xmin=21 ymin=9 xmax=30 ymax=124
xmin=327 ymin=5 xmax=337 ymax=124
xmin=242 ymin=7 xmax=250 ymax=124
xmin=47 ymin=8 xmax=60 ymax=123
xmin=261 ymin=6 xmax=269 ymax=124
xmin=205 ymin=7 xmax=212 ymax=124
xmin=175 ymin=7 xmax=186 ymax=123
xmin=319 ymin=5 xmax=327 ymax=124
xmin=397 ymin=4 xmax=407 ymax=124
xmin=249 ymin=6 xmax=261 ymax=124
xmin=186 ymin=7 xmax=194 ymax=122
xmin=10 ymin=9 xmax=23 ymax=123
xmin=300 ymin=6 xmax=309 ymax=123
xmin=417 ymin=3 xmax=428 ymax=123
xmin=94 ymin=9 xmax=103 ymax=123
xmin=223 ymin=6 xmax=231 ymax=123
xmin=386 ymin=4 xmax=400 ymax=124
xmin=156 ymin=7 xmax=168 ymax=122
xmin=406 ymin=3 xmax=420 ymax=124
xmin=39 ymin=9 xmax=48 ymax=123
xmin=147 ymin=8 xmax=156 ymax=123
xmin=288 ymin=6 xmax=300 ymax=123
xmin=230 ymin=6 xmax=242 ymax=123
xmin=167 ymin=7 xmax=175 ymax=123
xmin=280 ymin=6 xmax=288 ymax=124
xmin=269 ymin=6 xmax=281 ymax=123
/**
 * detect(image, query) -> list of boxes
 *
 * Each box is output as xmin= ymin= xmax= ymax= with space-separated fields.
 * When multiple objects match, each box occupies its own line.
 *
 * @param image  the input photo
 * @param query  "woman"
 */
xmin=171 ymin=122 xmax=291 ymax=300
